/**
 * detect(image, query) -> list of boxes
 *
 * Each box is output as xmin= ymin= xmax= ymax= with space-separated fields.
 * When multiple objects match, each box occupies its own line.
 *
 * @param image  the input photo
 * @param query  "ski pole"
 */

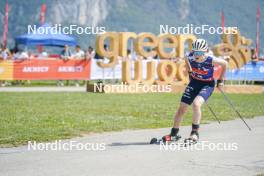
xmin=218 ymin=87 xmax=252 ymax=131
xmin=205 ymin=101 xmax=221 ymax=124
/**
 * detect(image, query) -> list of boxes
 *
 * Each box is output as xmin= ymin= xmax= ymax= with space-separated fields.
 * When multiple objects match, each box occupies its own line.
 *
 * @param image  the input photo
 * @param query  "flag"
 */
xmin=256 ymin=0 xmax=260 ymax=58
xmin=2 ymin=0 xmax=9 ymax=48
xmin=40 ymin=4 xmax=46 ymax=24
xmin=221 ymin=10 xmax=225 ymax=30
xmin=38 ymin=4 xmax=46 ymax=53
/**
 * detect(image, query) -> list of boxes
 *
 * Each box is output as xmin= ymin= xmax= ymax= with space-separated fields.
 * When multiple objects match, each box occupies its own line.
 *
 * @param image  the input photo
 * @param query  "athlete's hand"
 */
xmin=216 ymin=80 xmax=224 ymax=88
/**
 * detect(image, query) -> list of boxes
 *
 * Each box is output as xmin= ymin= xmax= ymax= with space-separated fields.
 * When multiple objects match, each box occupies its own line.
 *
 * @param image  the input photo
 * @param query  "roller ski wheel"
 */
xmin=184 ymin=131 xmax=199 ymax=146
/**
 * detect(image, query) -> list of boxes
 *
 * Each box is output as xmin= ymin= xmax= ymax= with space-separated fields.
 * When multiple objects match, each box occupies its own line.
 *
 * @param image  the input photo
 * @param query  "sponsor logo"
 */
xmin=23 ymin=67 xmax=49 ymax=72
xmin=58 ymin=66 xmax=83 ymax=72
xmin=192 ymin=67 xmax=209 ymax=75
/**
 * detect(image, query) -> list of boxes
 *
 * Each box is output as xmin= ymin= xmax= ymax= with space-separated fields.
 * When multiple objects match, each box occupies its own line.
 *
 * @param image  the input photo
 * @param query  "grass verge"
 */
xmin=0 ymin=92 xmax=263 ymax=147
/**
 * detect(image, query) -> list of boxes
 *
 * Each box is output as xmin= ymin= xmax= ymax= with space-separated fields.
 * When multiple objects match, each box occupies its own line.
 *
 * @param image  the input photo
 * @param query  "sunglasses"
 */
xmin=193 ymin=51 xmax=205 ymax=57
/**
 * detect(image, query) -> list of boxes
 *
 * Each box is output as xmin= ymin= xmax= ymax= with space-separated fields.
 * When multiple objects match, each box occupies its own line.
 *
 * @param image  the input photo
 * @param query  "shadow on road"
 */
xmin=108 ymin=142 xmax=150 ymax=146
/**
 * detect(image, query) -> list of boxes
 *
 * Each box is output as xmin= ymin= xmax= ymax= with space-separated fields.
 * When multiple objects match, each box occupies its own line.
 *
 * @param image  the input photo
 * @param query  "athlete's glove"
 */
xmin=216 ymin=79 xmax=224 ymax=87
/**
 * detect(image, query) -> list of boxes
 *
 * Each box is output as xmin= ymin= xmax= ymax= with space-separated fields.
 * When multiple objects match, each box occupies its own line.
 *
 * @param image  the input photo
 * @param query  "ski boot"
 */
xmin=184 ymin=131 xmax=199 ymax=146
xmin=162 ymin=128 xmax=181 ymax=143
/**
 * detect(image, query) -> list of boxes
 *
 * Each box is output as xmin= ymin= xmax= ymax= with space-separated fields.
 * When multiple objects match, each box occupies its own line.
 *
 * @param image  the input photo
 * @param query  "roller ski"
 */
xmin=183 ymin=131 xmax=199 ymax=146
xmin=150 ymin=135 xmax=181 ymax=144
xmin=150 ymin=128 xmax=181 ymax=144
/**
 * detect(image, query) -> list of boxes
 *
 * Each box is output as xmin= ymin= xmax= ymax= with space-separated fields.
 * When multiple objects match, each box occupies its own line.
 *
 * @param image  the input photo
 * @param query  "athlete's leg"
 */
xmin=183 ymin=96 xmax=205 ymax=143
xmin=163 ymin=80 xmax=200 ymax=142
xmin=173 ymin=102 xmax=189 ymax=129
xmin=173 ymin=81 xmax=199 ymax=130
xmin=162 ymin=102 xmax=189 ymax=141
xmin=192 ymin=96 xmax=205 ymax=125
xmin=188 ymin=85 xmax=214 ymax=141
xmin=163 ymin=93 xmax=195 ymax=141
xmin=169 ymin=81 xmax=199 ymax=137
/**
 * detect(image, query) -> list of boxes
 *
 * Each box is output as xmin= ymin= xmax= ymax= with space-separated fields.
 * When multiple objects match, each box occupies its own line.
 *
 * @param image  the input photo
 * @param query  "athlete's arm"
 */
xmin=184 ymin=57 xmax=192 ymax=73
xmin=212 ymin=57 xmax=228 ymax=81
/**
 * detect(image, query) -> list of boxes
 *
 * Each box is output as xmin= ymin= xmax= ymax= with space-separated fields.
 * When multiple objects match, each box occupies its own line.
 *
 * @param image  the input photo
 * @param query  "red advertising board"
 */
xmin=13 ymin=59 xmax=91 ymax=80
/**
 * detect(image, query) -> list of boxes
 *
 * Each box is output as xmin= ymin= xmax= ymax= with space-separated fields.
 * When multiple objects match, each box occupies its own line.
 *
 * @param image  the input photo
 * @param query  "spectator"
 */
xmin=9 ymin=44 xmax=19 ymax=55
xmin=60 ymin=45 xmax=72 ymax=60
xmin=251 ymin=48 xmax=258 ymax=61
xmin=94 ymin=44 xmax=108 ymax=59
xmin=13 ymin=49 xmax=29 ymax=60
xmin=38 ymin=50 xmax=48 ymax=59
xmin=58 ymin=45 xmax=72 ymax=86
xmin=73 ymin=45 xmax=85 ymax=59
xmin=122 ymin=49 xmax=132 ymax=61
xmin=72 ymin=45 xmax=85 ymax=87
xmin=86 ymin=46 xmax=95 ymax=60
xmin=0 ymin=45 xmax=10 ymax=60
xmin=73 ymin=45 xmax=84 ymax=86
xmin=0 ymin=44 xmax=11 ymax=86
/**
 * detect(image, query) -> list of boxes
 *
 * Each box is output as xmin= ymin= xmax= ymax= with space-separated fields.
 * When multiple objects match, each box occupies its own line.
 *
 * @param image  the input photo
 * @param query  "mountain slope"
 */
xmin=0 ymin=0 xmax=263 ymax=52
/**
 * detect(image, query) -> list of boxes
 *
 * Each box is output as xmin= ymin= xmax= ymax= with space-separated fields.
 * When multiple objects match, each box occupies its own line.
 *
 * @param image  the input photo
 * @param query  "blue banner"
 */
xmin=226 ymin=61 xmax=264 ymax=81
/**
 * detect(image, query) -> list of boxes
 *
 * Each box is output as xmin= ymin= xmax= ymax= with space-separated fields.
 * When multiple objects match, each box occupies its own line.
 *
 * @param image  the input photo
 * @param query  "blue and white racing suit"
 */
xmin=181 ymin=52 xmax=215 ymax=105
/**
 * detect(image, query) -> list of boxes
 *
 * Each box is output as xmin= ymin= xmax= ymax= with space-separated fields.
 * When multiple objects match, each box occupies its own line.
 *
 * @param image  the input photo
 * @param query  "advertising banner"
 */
xmin=0 ymin=61 xmax=13 ymax=80
xmin=0 ymin=59 xmax=91 ymax=80
xmin=226 ymin=61 xmax=264 ymax=81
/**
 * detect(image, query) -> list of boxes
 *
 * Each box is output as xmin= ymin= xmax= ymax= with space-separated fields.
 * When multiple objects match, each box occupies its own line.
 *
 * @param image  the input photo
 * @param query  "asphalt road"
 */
xmin=1 ymin=117 xmax=264 ymax=176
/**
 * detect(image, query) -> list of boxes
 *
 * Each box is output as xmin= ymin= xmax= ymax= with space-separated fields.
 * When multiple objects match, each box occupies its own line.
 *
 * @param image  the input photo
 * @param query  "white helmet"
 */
xmin=192 ymin=39 xmax=208 ymax=52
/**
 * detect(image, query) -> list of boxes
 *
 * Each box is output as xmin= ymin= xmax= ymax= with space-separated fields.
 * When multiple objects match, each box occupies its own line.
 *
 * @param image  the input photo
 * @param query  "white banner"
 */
xmin=90 ymin=59 xmax=161 ymax=80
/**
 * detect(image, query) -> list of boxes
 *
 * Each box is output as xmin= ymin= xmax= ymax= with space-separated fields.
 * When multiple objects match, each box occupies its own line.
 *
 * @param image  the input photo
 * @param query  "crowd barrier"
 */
xmin=0 ymin=59 xmax=91 ymax=80
xmin=0 ymin=59 xmax=263 ymax=81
